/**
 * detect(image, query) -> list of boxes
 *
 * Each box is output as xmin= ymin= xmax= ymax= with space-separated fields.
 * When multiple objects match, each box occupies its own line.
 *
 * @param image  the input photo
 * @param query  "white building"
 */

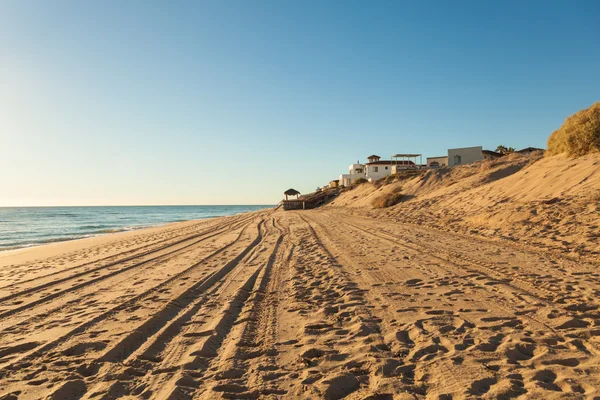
xmin=364 ymin=155 xmax=391 ymax=181
xmin=338 ymin=154 xmax=417 ymax=186
xmin=365 ymin=155 xmax=415 ymax=181
xmin=339 ymin=162 xmax=366 ymax=187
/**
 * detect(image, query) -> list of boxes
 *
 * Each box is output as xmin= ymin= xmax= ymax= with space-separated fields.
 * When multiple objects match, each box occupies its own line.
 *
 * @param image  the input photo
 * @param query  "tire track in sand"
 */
xmin=262 ymin=213 xmax=398 ymax=399
xmin=0 ymin=212 xmax=252 ymax=294
xmin=0 ymin=216 xmax=257 ymax=368
xmin=84 ymin=217 xmax=281 ymax=399
xmin=0 ymin=213 xmax=256 ymax=321
xmin=0 ymin=216 xmax=265 ymax=392
xmin=196 ymin=216 xmax=288 ymax=399
xmin=339 ymin=215 xmax=600 ymax=353
xmin=306 ymin=211 xmax=599 ymax=398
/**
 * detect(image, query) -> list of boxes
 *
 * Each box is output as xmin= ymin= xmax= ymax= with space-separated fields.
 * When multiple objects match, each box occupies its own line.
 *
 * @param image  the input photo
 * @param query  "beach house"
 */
xmin=364 ymin=155 xmax=417 ymax=181
xmin=427 ymin=156 xmax=448 ymax=167
xmin=364 ymin=155 xmax=391 ymax=181
xmin=482 ymin=150 xmax=504 ymax=160
xmin=448 ymin=146 xmax=503 ymax=167
xmin=339 ymin=155 xmax=418 ymax=185
xmin=448 ymin=146 xmax=484 ymax=166
xmin=339 ymin=162 xmax=366 ymax=187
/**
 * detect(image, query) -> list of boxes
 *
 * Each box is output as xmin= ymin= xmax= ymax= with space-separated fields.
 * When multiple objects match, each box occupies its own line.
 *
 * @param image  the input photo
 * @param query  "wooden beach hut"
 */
xmin=281 ymin=187 xmax=340 ymax=211
xmin=284 ymin=188 xmax=300 ymax=200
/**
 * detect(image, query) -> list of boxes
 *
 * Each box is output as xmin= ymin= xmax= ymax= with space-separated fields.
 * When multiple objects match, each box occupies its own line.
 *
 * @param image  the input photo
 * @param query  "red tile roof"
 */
xmin=365 ymin=160 xmax=415 ymax=165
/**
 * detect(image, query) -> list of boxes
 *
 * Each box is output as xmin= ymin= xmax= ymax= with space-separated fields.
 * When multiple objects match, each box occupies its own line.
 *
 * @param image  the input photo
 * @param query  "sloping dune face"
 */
xmin=1 ymin=207 xmax=600 ymax=399
xmin=329 ymin=153 xmax=600 ymax=258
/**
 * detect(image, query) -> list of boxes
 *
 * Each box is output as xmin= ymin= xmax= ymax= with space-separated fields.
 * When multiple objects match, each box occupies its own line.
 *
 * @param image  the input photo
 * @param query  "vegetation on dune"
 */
xmin=495 ymin=145 xmax=515 ymax=154
xmin=351 ymin=178 xmax=368 ymax=187
xmin=479 ymin=159 xmax=498 ymax=171
xmin=506 ymin=152 xmax=524 ymax=160
xmin=592 ymin=190 xmax=600 ymax=204
xmin=371 ymin=186 xmax=404 ymax=208
xmin=547 ymin=101 xmax=600 ymax=157
xmin=480 ymin=150 xmax=543 ymax=172
xmin=374 ymin=170 xmax=427 ymax=188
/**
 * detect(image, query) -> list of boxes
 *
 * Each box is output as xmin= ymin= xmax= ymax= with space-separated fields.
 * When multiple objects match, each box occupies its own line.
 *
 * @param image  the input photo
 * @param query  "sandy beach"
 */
xmin=3 ymin=1 xmax=599 ymax=398
xmin=1 ymin=207 xmax=599 ymax=399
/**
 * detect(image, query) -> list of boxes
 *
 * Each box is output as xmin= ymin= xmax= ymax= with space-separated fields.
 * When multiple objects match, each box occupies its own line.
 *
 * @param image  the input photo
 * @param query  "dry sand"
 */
xmin=0 ymin=203 xmax=599 ymax=399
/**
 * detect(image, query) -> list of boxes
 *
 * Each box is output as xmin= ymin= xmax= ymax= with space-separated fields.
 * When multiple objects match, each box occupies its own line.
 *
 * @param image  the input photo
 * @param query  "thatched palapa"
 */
xmin=284 ymin=188 xmax=300 ymax=200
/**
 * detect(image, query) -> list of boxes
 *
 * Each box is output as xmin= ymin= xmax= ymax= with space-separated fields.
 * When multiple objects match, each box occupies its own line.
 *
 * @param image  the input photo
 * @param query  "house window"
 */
xmin=385 ymin=166 xmax=388 ymax=170
xmin=454 ymin=155 xmax=462 ymax=165
xmin=373 ymin=166 xmax=379 ymax=172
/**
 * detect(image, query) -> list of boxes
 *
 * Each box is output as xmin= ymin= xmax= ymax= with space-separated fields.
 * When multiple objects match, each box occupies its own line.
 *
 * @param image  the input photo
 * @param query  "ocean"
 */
xmin=0 ymin=205 xmax=271 ymax=251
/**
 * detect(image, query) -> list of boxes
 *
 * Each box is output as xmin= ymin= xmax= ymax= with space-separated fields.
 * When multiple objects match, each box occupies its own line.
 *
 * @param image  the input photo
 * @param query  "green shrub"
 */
xmin=371 ymin=191 xmax=405 ymax=208
xmin=547 ymin=101 xmax=600 ymax=156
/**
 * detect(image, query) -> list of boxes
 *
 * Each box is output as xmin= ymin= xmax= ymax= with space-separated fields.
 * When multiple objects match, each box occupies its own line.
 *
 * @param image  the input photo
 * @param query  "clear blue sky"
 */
xmin=1 ymin=1 xmax=599 ymax=206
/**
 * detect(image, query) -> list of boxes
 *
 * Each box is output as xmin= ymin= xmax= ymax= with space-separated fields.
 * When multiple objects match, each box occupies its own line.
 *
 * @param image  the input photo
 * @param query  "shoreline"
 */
xmin=0 ymin=215 xmax=243 ymax=268
xmin=0 ymin=221 xmax=177 ymax=254
xmin=0 ymin=205 xmax=272 ymax=254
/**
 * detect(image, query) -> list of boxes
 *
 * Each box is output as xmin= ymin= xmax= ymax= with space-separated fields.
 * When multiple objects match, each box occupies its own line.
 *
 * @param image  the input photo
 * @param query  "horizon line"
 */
xmin=0 ymin=204 xmax=275 ymax=208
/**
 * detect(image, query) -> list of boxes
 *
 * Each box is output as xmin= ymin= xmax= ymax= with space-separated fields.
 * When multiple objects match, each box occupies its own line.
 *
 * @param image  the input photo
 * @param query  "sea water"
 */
xmin=0 ymin=205 xmax=270 ymax=251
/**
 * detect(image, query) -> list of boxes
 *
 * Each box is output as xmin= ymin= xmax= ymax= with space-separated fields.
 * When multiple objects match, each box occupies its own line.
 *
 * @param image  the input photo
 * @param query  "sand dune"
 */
xmin=329 ymin=153 xmax=600 ymax=259
xmin=0 ymin=206 xmax=599 ymax=399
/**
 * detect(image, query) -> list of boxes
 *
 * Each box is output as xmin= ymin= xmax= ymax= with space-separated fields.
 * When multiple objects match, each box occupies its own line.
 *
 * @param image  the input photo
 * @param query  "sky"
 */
xmin=1 ymin=0 xmax=599 ymax=206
